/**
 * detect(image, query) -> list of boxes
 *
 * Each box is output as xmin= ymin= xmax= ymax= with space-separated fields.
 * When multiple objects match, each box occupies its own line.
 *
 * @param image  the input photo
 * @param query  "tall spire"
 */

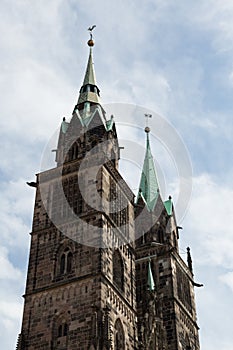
xmin=76 ymin=26 xmax=100 ymax=108
xmin=136 ymin=126 xmax=160 ymax=211
xmin=71 ymin=27 xmax=115 ymax=130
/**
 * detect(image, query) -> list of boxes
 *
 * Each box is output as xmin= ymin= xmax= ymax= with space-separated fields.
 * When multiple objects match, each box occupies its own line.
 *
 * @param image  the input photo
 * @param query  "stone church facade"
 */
xmin=16 ymin=36 xmax=201 ymax=350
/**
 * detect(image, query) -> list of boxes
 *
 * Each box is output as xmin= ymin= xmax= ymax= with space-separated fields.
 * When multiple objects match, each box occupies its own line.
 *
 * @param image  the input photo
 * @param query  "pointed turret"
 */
xmin=56 ymin=28 xmax=119 ymax=168
xmin=136 ymin=127 xmax=160 ymax=211
xmin=75 ymin=38 xmax=100 ymax=110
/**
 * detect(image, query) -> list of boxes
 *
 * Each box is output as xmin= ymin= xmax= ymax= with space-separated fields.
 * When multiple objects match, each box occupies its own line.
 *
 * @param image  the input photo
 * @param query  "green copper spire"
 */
xmin=72 ymin=29 xmax=115 ymax=130
xmin=147 ymin=259 xmax=155 ymax=291
xmin=82 ymin=48 xmax=97 ymax=86
xmin=77 ymin=30 xmax=100 ymax=107
xmin=137 ymin=127 xmax=160 ymax=211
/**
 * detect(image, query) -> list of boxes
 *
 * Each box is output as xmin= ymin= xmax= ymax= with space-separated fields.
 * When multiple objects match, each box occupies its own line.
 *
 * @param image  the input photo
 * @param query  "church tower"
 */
xmin=16 ymin=30 xmax=201 ymax=350
xmin=17 ymin=33 xmax=137 ymax=350
xmin=135 ymin=127 xmax=201 ymax=350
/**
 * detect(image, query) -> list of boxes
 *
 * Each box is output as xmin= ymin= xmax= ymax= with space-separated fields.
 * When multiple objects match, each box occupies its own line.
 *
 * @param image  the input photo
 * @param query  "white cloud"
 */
xmin=0 ymin=286 xmax=24 ymax=350
xmin=180 ymin=173 xmax=233 ymax=349
xmin=220 ymin=271 xmax=233 ymax=293
xmin=0 ymin=300 xmax=22 ymax=320
xmin=182 ymin=174 xmax=233 ymax=269
xmin=192 ymin=118 xmax=217 ymax=130
xmin=0 ymin=247 xmax=22 ymax=280
xmin=193 ymin=0 xmax=233 ymax=53
xmin=0 ymin=58 xmax=74 ymax=141
xmin=1 ymin=178 xmax=33 ymax=217
xmin=0 ymin=179 xmax=33 ymax=249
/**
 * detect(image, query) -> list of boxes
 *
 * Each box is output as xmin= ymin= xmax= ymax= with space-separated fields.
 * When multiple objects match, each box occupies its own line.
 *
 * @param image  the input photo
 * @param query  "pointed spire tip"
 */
xmin=136 ymin=120 xmax=160 ymax=210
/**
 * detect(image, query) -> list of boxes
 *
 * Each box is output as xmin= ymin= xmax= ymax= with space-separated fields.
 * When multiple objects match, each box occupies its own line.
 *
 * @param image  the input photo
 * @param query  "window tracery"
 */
xmin=59 ymin=247 xmax=73 ymax=275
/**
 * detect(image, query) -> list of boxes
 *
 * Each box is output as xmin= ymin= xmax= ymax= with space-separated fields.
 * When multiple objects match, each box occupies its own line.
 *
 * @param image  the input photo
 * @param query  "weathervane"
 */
xmin=144 ymin=114 xmax=152 ymax=133
xmin=87 ymin=25 xmax=96 ymax=46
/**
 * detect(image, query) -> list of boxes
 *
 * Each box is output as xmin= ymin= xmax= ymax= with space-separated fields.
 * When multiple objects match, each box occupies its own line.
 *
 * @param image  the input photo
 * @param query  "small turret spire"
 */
xmin=147 ymin=259 xmax=155 ymax=291
xmin=136 ymin=117 xmax=160 ymax=211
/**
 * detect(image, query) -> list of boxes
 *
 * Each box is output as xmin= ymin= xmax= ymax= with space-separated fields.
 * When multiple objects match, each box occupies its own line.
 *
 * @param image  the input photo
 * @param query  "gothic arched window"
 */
xmin=113 ymin=250 xmax=124 ymax=291
xmin=114 ymin=318 xmax=125 ymax=350
xmin=55 ymin=321 xmax=69 ymax=350
xmin=59 ymin=248 xmax=73 ymax=275
xmin=68 ymin=142 xmax=78 ymax=161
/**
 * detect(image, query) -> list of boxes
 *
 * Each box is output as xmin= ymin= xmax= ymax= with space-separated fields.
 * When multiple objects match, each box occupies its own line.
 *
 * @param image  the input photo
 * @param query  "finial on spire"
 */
xmin=144 ymin=114 xmax=152 ymax=133
xmin=87 ymin=25 xmax=96 ymax=47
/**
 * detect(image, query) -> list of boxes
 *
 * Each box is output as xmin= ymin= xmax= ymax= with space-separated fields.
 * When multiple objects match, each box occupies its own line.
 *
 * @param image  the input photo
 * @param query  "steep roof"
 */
xmin=77 ymin=47 xmax=100 ymax=106
xmin=82 ymin=48 xmax=97 ymax=86
xmin=136 ymin=129 xmax=160 ymax=211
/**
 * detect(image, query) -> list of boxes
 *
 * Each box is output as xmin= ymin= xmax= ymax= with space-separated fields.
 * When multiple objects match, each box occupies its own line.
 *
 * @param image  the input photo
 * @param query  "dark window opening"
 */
xmin=67 ymin=252 xmax=72 ymax=273
xmin=60 ymin=254 xmax=65 ymax=274
xmin=113 ymin=250 xmax=124 ymax=292
xmin=58 ymin=323 xmax=68 ymax=338
xmin=63 ymin=323 xmax=68 ymax=336
xmin=158 ymin=228 xmax=164 ymax=243
xmin=173 ymin=231 xmax=178 ymax=249
xmin=58 ymin=325 xmax=63 ymax=337
xmin=59 ymin=249 xmax=73 ymax=275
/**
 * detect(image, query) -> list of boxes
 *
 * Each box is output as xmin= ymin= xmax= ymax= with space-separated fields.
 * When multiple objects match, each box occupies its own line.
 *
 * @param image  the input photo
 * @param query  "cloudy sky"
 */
xmin=1 ymin=1 xmax=233 ymax=349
